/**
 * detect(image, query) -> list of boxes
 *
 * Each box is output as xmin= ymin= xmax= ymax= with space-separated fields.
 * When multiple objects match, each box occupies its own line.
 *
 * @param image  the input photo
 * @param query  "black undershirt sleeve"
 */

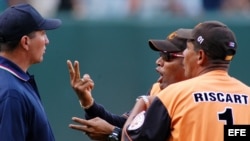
xmin=84 ymin=91 xmax=151 ymax=128
xmin=85 ymin=102 xmax=127 ymax=128
xmin=125 ymin=97 xmax=171 ymax=141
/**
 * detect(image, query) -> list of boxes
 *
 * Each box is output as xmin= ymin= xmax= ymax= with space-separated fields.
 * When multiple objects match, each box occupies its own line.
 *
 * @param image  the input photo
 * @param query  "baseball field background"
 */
xmin=29 ymin=14 xmax=250 ymax=141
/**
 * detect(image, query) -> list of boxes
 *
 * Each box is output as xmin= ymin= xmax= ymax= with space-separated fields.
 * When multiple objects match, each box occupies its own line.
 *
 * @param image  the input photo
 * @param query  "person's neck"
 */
xmin=0 ymin=52 xmax=29 ymax=72
xmin=197 ymin=64 xmax=229 ymax=76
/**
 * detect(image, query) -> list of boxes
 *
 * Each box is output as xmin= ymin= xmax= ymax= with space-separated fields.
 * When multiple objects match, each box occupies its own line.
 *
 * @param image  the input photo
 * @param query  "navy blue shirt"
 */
xmin=0 ymin=56 xmax=55 ymax=141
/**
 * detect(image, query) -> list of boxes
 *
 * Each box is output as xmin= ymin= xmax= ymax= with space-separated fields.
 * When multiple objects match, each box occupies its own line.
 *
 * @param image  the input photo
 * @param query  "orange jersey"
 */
xmin=124 ymin=70 xmax=250 ymax=141
xmin=149 ymin=82 xmax=161 ymax=96
xmin=158 ymin=70 xmax=250 ymax=141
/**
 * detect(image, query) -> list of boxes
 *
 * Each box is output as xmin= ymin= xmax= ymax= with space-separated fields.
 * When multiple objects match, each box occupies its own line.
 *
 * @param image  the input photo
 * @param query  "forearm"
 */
xmin=85 ymin=102 xmax=127 ymax=128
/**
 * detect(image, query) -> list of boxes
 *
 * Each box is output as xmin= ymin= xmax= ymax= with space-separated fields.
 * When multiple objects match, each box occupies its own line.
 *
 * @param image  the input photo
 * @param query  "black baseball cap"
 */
xmin=178 ymin=21 xmax=237 ymax=61
xmin=149 ymin=28 xmax=189 ymax=53
xmin=0 ymin=3 xmax=62 ymax=43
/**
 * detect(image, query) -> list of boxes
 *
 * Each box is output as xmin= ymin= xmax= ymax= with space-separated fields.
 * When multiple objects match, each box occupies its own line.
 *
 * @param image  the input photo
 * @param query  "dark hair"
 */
xmin=0 ymin=31 xmax=36 ymax=52
xmin=0 ymin=40 xmax=20 ymax=52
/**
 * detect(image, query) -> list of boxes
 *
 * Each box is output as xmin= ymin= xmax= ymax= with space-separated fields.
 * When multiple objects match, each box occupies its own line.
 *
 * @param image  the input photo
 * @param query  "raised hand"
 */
xmin=67 ymin=60 xmax=94 ymax=108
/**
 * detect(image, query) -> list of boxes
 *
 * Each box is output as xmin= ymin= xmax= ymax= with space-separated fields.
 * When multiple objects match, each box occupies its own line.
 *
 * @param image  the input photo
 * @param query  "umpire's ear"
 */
xmin=20 ymin=35 xmax=31 ymax=51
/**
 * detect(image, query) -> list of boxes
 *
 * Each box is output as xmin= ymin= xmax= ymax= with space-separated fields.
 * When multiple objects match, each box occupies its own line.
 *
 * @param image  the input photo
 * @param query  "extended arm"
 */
xmin=85 ymin=102 xmax=128 ymax=128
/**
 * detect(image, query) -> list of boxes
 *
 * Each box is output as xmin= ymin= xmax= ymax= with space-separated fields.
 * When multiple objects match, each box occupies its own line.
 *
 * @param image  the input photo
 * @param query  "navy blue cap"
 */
xmin=0 ymin=3 xmax=62 ymax=42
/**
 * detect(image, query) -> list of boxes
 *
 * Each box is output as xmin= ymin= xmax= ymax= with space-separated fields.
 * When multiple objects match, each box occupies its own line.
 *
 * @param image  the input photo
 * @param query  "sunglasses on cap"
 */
xmin=159 ymin=51 xmax=184 ymax=61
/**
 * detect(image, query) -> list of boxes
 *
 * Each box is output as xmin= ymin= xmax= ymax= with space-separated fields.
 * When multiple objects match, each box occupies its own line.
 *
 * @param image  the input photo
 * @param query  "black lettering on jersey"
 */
xmin=193 ymin=92 xmax=249 ymax=105
xmin=209 ymin=92 xmax=216 ymax=101
xmin=217 ymin=93 xmax=224 ymax=102
xmin=225 ymin=94 xmax=233 ymax=103
xmin=234 ymin=95 xmax=241 ymax=103
xmin=194 ymin=93 xmax=203 ymax=102
xmin=242 ymin=95 xmax=248 ymax=104
xmin=204 ymin=92 xmax=209 ymax=101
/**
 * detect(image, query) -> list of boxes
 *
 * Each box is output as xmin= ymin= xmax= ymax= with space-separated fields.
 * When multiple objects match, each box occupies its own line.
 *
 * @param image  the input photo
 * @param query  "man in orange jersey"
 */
xmin=67 ymin=28 xmax=188 ymax=141
xmin=122 ymin=20 xmax=250 ymax=141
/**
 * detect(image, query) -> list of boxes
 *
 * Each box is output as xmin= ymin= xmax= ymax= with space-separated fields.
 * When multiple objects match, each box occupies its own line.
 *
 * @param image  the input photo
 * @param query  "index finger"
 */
xmin=71 ymin=117 xmax=93 ymax=126
xmin=67 ymin=60 xmax=75 ymax=83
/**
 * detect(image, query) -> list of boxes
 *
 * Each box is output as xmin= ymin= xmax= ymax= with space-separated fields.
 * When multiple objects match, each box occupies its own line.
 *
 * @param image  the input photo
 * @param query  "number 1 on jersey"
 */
xmin=218 ymin=107 xmax=233 ymax=125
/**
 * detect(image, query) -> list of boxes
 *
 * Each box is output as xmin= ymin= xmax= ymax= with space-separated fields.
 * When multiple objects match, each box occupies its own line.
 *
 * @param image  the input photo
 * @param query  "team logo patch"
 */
xmin=228 ymin=42 xmax=235 ymax=48
xmin=197 ymin=36 xmax=204 ymax=44
xmin=168 ymin=32 xmax=177 ymax=40
xmin=127 ymin=111 xmax=145 ymax=131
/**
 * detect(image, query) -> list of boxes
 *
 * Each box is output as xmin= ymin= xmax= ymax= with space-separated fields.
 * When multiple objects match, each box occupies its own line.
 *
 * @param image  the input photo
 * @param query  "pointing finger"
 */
xmin=67 ymin=60 xmax=75 ymax=83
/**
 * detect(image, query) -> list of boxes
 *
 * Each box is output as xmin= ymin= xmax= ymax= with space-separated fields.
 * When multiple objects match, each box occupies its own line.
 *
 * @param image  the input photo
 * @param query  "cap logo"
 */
xmin=228 ymin=42 xmax=235 ymax=48
xmin=197 ymin=36 xmax=204 ymax=44
xmin=168 ymin=32 xmax=177 ymax=40
xmin=196 ymin=23 xmax=202 ymax=28
xmin=225 ymin=55 xmax=233 ymax=61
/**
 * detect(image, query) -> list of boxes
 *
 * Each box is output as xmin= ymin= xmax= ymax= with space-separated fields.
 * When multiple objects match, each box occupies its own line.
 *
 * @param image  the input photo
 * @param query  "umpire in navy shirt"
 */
xmin=0 ymin=3 xmax=61 ymax=141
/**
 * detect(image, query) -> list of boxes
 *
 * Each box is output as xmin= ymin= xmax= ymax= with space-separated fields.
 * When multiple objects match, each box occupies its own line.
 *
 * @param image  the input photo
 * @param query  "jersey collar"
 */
xmin=0 ymin=56 xmax=30 ymax=81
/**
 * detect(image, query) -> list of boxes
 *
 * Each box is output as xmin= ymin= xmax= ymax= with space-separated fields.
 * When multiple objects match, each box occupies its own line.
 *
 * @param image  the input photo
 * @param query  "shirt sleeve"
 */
xmin=84 ymin=90 xmax=151 ymax=128
xmin=0 ymin=90 xmax=27 ymax=141
xmin=123 ymin=97 xmax=171 ymax=141
xmin=85 ymin=102 xmax=127 ymax=128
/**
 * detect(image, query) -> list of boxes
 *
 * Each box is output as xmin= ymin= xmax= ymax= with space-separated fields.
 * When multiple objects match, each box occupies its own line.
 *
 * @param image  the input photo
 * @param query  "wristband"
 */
xmin=136 ymin=95 xmax=149 ymax=109
xmin=79 ymin=98 xmax=94 ymax=109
